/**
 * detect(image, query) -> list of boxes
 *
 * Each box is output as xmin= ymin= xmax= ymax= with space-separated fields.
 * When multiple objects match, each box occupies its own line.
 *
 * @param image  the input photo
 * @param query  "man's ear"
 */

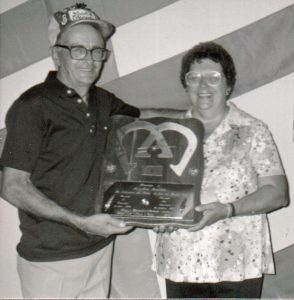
xmin=51 ymin=46 xmax=60 ymax=67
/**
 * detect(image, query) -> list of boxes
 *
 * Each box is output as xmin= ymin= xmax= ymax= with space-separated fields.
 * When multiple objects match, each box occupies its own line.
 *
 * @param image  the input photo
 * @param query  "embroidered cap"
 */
xmin=48 ymin=3 xmax=115 ymax=46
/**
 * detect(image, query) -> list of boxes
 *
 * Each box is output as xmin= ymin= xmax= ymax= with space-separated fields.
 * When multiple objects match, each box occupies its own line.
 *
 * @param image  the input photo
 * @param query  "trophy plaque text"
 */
xmin=99 ymin=116 xmax=204 ymax=228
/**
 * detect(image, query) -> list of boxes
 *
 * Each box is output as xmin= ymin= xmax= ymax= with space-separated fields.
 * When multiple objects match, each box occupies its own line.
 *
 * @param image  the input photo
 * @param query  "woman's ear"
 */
xmin=226 ymin=88 xmax=231 ymax=96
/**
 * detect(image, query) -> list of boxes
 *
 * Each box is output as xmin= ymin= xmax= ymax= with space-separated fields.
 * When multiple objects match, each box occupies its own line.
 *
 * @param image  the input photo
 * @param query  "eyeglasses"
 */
xmin=185 ymin=71 xmax=222 ymax=87
xmin=54 ymin=44 xmax=110 ymax=62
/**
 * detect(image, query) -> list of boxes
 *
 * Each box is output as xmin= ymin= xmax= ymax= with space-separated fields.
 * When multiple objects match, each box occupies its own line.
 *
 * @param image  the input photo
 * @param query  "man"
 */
xmin=0 ymin=3 xmax=139 ymax=298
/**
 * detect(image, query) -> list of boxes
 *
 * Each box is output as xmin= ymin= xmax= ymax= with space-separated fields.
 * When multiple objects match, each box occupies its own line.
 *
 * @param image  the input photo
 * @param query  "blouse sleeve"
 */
xmin=109 ymin=93 xmax=140 ymax=118
xmin=250 ymin=123 xmax=285 ymax=177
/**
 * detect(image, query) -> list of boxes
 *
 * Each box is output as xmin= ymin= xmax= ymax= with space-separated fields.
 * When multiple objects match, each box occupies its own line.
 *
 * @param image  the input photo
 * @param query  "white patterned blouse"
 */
xmin=153 ymin=102 xmax=285 ymax=283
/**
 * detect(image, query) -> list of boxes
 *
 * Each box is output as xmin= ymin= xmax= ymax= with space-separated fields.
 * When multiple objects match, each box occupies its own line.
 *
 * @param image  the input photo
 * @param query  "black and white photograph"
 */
xmin=0 ymin=0 xmax=294 ymax=298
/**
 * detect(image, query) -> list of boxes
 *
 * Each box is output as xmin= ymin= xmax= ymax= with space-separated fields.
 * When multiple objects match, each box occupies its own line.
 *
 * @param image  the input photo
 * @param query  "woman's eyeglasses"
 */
xmin=185 ymin=71 xmax=222 ymax=87
xmin=54 ymin=44 xmax=110 ymax=62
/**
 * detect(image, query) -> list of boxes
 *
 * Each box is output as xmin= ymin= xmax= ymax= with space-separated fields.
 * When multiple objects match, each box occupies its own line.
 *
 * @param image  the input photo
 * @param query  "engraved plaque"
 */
xmin=98 ymin=116 xmax=204 ymax=228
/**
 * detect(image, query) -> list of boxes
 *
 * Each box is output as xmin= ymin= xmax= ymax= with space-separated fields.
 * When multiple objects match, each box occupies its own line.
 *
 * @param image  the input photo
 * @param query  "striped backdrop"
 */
xmin=1 ymin=0 xmax=294 ymax=298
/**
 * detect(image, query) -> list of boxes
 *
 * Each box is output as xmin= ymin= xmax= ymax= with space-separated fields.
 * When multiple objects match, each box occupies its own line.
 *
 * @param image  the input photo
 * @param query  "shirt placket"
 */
xmin=73 ymin=94 xmax=97 ymax=135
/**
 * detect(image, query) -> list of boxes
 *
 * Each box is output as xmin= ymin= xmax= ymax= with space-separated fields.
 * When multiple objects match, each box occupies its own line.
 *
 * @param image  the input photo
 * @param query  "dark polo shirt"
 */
xmin=1 ymin=71 xmax=139 ymax=261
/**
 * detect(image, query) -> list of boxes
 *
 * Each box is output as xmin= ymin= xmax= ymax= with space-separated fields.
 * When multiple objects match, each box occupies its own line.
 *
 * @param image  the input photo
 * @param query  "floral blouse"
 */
xmin=153 ymin=102 xmax=285 ymax=283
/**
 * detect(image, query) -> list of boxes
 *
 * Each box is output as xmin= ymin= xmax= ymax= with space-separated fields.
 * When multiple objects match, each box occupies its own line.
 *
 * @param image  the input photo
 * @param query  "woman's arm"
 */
xmin=189 ymin=174 xmax=289 ymax=231
xmin=1 ymin=167 xmax=132 ymax=236
xmin=232 ymin=175 xmax=289 ymax=215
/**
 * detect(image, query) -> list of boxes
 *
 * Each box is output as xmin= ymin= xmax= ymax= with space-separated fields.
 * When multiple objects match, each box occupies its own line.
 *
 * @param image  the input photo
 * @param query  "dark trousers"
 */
xmin=166 ymin=276 xmax=264 ymax=298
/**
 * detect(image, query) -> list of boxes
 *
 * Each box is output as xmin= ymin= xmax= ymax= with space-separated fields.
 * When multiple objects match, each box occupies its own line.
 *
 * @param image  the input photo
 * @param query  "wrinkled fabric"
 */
xmin=153 ymin=102 xmax=285 ymax=282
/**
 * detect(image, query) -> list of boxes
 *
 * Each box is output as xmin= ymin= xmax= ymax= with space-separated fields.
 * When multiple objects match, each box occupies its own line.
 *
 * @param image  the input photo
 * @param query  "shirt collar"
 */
xmin=44 ymin=71 xmax=96 ymax=99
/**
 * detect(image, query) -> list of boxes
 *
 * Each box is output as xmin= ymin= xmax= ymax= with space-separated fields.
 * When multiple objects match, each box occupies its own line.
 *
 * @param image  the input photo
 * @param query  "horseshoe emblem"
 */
xmin=116 ymin=120 xmax=198 ymax=177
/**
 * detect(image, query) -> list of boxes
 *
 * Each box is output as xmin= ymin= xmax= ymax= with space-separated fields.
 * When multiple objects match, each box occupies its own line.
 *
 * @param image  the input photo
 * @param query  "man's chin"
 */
xmin=78 ymin=75 xmax=98 ymax=85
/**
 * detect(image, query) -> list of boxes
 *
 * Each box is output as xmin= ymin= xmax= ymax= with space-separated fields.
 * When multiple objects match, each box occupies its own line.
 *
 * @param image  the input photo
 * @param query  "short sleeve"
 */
xmin=250 ymin=123 xmax=285 ymax=177
xmin=109 ymin=94 xmax=140 ymax=117
xmin=1 ymin=97 xmax=43 ymax=172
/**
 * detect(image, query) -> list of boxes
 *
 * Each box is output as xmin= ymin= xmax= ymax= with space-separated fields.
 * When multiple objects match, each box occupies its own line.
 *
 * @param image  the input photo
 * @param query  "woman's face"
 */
xmin=185 ymin=59 xmax=229 ymax=115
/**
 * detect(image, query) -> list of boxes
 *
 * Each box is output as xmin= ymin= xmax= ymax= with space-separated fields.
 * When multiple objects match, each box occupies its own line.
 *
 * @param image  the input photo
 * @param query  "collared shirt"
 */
xmin=153 ymin=102 xmax=285 ymax=282
xmin=1 ymin=71 xmax=139 ymax=261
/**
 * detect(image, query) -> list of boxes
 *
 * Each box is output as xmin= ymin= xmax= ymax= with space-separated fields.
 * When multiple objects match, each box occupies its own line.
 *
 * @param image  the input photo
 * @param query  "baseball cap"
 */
xmin=48 ymin=3 xmax=115 ymax=46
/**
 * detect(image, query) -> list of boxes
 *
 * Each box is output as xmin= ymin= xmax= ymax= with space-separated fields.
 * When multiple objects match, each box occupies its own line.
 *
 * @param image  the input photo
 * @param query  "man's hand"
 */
xmin=1 ymin=167 xmax=133 ymax=238
xmin=188 ymin=202 xmax=228 ymax=232
xmin=78 ymin=214 xmax=133 ymax=237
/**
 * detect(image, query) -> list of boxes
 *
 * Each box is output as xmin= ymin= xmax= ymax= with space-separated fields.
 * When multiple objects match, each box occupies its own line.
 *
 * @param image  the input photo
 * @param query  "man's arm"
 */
xmin=1 ymin=167 xmax=132 ymax=237
xmin=140 ymin=108 xmax=185 ymax=119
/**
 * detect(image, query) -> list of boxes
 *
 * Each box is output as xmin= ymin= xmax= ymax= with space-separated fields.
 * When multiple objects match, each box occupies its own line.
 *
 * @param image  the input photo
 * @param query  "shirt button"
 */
xmin=77 ymin=99 xmax=83 ymax=104
xmin=67 ymin=89 xmax=73 ymax=95
xmin=103 ymin=126 xmax=108 ymax=130
xmin=89 ymin=129 xmax=94 ymax=133
xmin=86 ymin=113 xmax=90 ymax=117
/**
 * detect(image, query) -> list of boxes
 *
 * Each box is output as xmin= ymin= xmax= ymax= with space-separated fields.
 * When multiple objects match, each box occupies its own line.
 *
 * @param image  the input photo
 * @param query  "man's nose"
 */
xmin=84 ymin=50 xmax=94 ymax=61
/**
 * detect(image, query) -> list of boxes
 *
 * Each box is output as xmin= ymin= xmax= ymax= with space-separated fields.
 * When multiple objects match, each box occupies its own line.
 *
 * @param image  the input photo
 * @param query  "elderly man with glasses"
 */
xmin=0 ymin=3 xmax=140 ymax=298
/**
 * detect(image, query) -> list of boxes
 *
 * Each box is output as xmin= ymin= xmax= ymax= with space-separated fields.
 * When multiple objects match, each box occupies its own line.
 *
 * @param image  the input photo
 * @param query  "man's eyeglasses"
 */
xmin=185 ymin=71 xmax=222 ymax=87
xmin=54 ymin=44 xmax=110 ymax=62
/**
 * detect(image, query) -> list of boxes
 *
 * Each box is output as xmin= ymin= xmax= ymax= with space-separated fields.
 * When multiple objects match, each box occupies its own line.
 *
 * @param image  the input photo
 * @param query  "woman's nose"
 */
xmin=199 ymin=78 xmax=209 ymax=89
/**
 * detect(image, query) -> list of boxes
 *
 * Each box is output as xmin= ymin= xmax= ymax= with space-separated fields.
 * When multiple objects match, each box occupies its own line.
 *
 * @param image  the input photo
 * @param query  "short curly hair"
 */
xmin=180 ymin=42 xmax=236 ymax=98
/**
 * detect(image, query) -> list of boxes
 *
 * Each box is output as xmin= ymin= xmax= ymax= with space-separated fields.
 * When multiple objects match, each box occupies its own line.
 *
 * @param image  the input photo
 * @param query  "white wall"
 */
xmin=1 ymin=0 xmax=294 ymax=298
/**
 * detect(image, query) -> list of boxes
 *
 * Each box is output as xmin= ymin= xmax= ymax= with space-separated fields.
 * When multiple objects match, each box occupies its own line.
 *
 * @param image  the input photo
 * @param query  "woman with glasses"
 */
xmin=152 ymin=42 xmax=289 ymax=298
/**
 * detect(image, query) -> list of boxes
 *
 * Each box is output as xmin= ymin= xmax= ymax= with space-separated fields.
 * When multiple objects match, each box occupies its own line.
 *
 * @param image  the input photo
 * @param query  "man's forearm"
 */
xmin=1 ymin=167 xmax=131 ymax=236
xmin=1 ymin=169 xmax=83 ymax=229
xmin=140 ymin=108 xmax=185 ymax=119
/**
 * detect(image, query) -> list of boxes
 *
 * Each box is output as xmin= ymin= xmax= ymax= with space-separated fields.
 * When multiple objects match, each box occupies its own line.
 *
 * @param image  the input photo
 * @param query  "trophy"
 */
xmin=98 ymin=116 xmax=204 ymax=228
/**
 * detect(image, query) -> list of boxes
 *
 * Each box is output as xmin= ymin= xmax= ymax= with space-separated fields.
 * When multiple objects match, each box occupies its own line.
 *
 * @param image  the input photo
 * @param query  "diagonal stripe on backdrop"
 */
xmin=0 ymin=0 xmax=178 ymax=79
xmin=217 ymin=4 xmax=294 ymax=98
xmin=102 ymin=4 xmax=294 ymax=109
xmin=0 ymin=0 xmax=50 ymax=79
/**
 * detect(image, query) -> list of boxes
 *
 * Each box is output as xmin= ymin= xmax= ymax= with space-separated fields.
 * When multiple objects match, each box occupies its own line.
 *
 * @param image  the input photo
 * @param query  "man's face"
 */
xmin=53 ymin=24 xmax=105 ymax=90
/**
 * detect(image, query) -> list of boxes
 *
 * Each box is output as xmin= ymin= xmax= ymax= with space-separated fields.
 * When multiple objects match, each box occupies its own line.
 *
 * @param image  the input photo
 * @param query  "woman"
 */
xmin=152 ymin=42 xmax=289 ymax=298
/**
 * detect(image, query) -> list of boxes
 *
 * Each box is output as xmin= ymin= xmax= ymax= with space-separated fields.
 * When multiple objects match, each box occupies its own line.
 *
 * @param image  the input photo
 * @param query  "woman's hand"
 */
xmin=188 ymin=202 xmax=229 ymax=232
xmin=152 ymin=202 xmax=231 ymax=233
